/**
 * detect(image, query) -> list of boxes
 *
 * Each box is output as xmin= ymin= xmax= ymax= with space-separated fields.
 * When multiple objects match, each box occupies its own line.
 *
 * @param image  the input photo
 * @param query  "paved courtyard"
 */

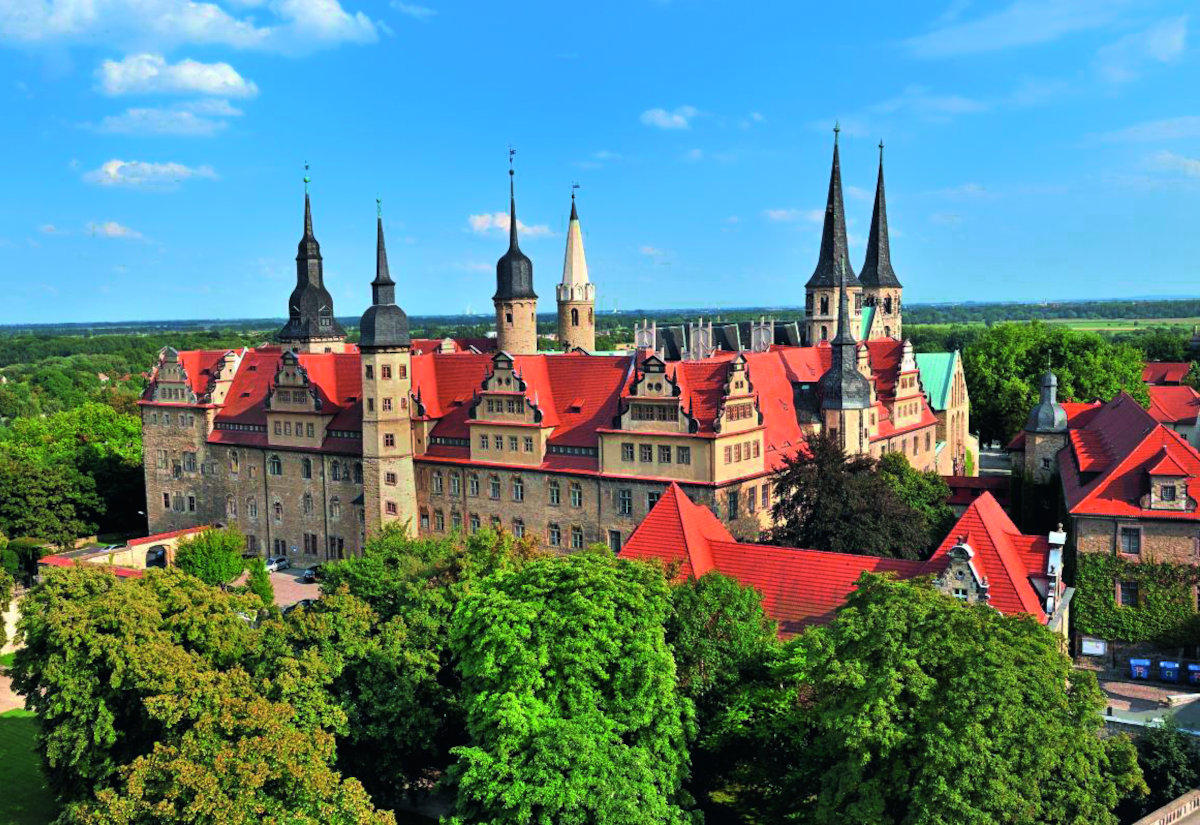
xmin=271 ymin=568 xmax=320 ymax=607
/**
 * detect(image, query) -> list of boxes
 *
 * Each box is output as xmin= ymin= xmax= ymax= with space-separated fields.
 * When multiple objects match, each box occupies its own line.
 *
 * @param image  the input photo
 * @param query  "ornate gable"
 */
xmin=150 ymin=347 xmax=198 ymax=404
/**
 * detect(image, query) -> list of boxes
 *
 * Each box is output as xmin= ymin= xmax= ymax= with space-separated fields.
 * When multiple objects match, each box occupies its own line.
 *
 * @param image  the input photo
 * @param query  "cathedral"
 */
xmin=140 ymin=135 xmax=974 ymax=562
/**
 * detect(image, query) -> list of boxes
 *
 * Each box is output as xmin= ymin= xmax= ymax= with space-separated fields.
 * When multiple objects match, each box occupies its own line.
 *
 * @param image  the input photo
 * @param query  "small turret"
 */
xmin=359 ymin=201 xmax=410 ymax=350
xmin=556 ymin=188 xmax=596 ymax=351
xmin=493 ymin=154 xmax=539 ymax=354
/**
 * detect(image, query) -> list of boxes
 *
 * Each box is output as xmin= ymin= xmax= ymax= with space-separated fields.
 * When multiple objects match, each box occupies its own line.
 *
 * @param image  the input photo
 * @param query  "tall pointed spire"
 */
xmin=494 ymin=151 xmax=536 ymax=302
xmin=560 ymin=188 xmax=590 ymax=288
xmin=859 ymin=141 xmax=901 ymax=288
xmin=360 ymin=199 xmax=409 ymax=349
xmin=807 ymin=125 xmax=860 ymax=289
xmin=280 ymin=165 xmax=346 ymax=348
xmin=820 ymin=250 xmax=871 ymax=410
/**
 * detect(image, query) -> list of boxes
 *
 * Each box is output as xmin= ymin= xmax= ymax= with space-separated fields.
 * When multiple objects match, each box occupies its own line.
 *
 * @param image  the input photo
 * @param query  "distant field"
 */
xmin=1049 ymin=317 xmax=1200 ymax=331
xmin=0 ymin=710 xmax=56 ymax=825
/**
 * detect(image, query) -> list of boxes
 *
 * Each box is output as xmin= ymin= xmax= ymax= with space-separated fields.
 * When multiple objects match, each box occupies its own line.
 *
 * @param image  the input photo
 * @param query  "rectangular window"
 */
xmin=398 ymin=365 xmax=407 ymax=379
xmin=548 ymin=523 xmax=561 ymax=546
xmin=489 ymin=476 xmax=501 ymax=500
xmin=512 ymin=518 xmax=525 ymax=538
xmin=570 ymin=482 xmax=583 ymax=508
xmin=1119 ymin=527 xmax=1141 ymax=555
xmin=724 ymin=446 xmax=733 ymax=464
xmin=420 ymin=510 xmax=430 ymax=531
xmin=1119 ymin=580 xmax=1139 ymax=607
xmin=647 ymin=490 xmax=661 ymax=509
xmin=549 ymin=481 xmax=561 ymax=506
xmin=618 ymin=489 xmax=632 ymax=516
xmin=512 ymin=477 xmax=524 ymax=502
xmin=381 ymin=365 xmax=392 ymax=379
xmin=494 ymin=435 xmax=503 ymax=450
xmin=284 ymin=422 xmax=292 ymax=436
xmin=524 ymin=436 xmax=534 ymax=453
xmin=639 ymin=444 xmax=653 ymax=463
xmin=753 ymin=441 xmax=761 ymax=458
xmin=452 ymin=511 xmax=463 ymax=530
xmin=367 ymin=398 xmax=375 ymax=412
xmin=571 ymin=526 xmax=584 ymax=549
xmin=677 ymin=446 xmax=691 ymax=465
xmin=450 ymin=474 xmax=461 ymax=496
xmin=382 ymin=397 xmax=393 ymax=412
xmin=506 ymin=399 xmax=516 ymax=414
xmin=385 ymin=472 xmax=397 ymax=486
xmin=384 ymin=433 xmax=395 ymax=448
xmin=508 ymin=436 xmax=519 ymax=452
xmin=187 ymin=495 xmax=196 ymax=512
xmin=658 ymin=446 xmax=672 ymax=464
xmin=386 ymin=501 xmax=397 ymax=515
xmin=734 ymin=443 xmax=742 ymax=462
xmin=274 ymin=421 xmax=282 ymax=435
xmin=162 ymin=492 xmax=170 ymax=509
xmin=1163 ymin=484 xmax=1177 ymax=501
xmin=469 ymin=514 xmax=480 ymax=532
xmin=435 ymin=510 xmax=445 ymax=531
xmin=365 ymin=364 xmax=373 ymax=379
xmin=622 ymin=442 xmax=635 ymax=462
xmin=306 ymin=423 xmax=314 ymax=437
xmin=469 ymin=475 xmax=480 ymax=497
xmin=727 ymin=490 xmax=739 ymax=520
xmin=433 ymin=473 xmax=444 ymax=494
xmin=479 ymin=433 xmax=488 ymax=449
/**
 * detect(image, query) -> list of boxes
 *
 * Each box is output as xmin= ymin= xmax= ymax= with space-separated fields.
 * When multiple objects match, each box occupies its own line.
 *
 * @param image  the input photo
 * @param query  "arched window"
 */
xmin=884 ymin=326 xmax=891 ymax=338
xmin=272 ymin=501 xmax=283 ymax=523
xmin=820 ymin=325 xmax=828 ymax=341
xmin=303 ymin=492 xmax=314 ymax=515
xmin=331 ymin=462 xmax=341 ymax=481
xmin=884 ymin=296 xmax=893 ymax=314
xmin=226 ymin=496 xmax=237 ymax=518
xmin=589 ymin=309 xmax=593 ymax=323
xmin=330 ymin=496 xmax=342 ymax=519
xmin=301 ymin=457 xmax=312 ymax=479
xmin=247 ymin=498 xmax=258 ymax=519
xmin=820 ymin=296 xmax=829 ymax=314
xmin=354 ymin=463 xmax=363 ymax=484
xmin=571 ymin=307 xmax=579 ymax=326
xmin=229 ymin=450 xmax=239 ymax=474
xmin=268 ymin=454 xmax=282 ymax=476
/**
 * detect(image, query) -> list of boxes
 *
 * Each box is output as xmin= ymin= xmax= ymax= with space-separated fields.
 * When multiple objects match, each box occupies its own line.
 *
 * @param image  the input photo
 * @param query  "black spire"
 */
xmin=359 ymin=200 xmax=410 ymax=349
xmin=569 ymin=188 xmax=579 ymax=222
xmin=279 ymin=168 xmax=346 ymax=345
xmin=819 ymin=268 xmax=871 ymax=410
xmin=494 ymin=156 xmax=537 ymax=301
xmin=859 ymin=142 xmax=901 ymax=288
xmin=807 ymin=126 xmax=861 ymax=289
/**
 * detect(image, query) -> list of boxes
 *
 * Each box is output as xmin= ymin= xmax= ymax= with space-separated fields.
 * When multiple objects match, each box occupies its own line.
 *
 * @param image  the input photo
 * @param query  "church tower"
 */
xmin=494 ymin=161 xmax=539 ymax=354
xmin=556 ymin=191 xmax=596 ymax=351
xmin=859 ymin=143 xmax=903 ymax=340
xmin=279 ymin=171 xmax=347 ymax=353
xmin=805 ymin=126 xmax=862 ymax=346
xmin=1022 ymin=370 xmax=1068 ymax=484
xmin=359 ymin=203 xmax=417 ymax=536
xmin=819 ymin=270 xmax=873 ymax=456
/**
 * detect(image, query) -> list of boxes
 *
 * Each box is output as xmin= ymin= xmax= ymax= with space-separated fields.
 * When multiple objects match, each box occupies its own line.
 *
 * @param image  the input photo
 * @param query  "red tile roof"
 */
xmin=1148 ymin=385 xmax=1200 ymax=426
xmin=1143 ymin=362 xmax=1191 ymax=385
xmin=945 ymin=475 xmax=1011 ymax=508
xmin=1059 ymin=392 xmax=1200 ymax=520
xmin=1007 ymin=401 xmax=1102 ymax=451
xmin=38 ymin=555 xmax=145 ymax=578
xmin=127 ymin=526 xmax=210 ymax=546
xmin=621 ymin=485 xmax=1047 ymax=636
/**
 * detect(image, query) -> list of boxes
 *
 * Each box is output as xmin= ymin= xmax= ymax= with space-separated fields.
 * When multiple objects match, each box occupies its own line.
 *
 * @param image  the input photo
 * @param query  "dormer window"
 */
xmin=1163 ymin=484 xmax=1177 ymax=501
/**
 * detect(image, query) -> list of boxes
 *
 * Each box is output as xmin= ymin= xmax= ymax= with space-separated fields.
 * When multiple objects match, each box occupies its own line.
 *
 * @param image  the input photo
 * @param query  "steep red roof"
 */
xmin=1007 ymin=401 xmax=1102 ymax=451
xmin=178 ymin=350 xmax=234 ymax=396
xmin=1060 ymin=393 xmax=1200 ymax=520
xmin=945 ymin=475 xmax=1011 ymax=509
xmin=1148 ymin=385 xmax=1200 ymax=426
xmin=1143 ymin=362 xmax=1191 ymax=385
xmin=927 ymin=492 xmax=1047 ymax=621
xmin=620 ymin=483 xmax=731 ymax=577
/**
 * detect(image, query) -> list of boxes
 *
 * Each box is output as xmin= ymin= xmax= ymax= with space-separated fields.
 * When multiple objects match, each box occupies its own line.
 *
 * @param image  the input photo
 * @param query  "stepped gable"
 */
xmin=1058 ymin=392 xmax=1200 ymax=519
xmin=925 ymin=492 xmax=1047 ymax=621
xmin=1148 ymin=385 xmax=1200 ymax=426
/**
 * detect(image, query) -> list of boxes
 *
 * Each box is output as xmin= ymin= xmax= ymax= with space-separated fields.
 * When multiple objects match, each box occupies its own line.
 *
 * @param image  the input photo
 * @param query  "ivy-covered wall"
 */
xmin=1074 ymin=553 xmax=1200 ymax=645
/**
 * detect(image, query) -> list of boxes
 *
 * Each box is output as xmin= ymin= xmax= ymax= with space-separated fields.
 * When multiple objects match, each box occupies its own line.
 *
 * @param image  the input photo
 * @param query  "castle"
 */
xmin=140 ymin=134 xmax=974 ymax=562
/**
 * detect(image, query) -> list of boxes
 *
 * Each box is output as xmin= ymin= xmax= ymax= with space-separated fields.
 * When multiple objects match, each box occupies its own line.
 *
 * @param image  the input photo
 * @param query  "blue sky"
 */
xmin=1 ymin=0 xmax=1198 ymax=324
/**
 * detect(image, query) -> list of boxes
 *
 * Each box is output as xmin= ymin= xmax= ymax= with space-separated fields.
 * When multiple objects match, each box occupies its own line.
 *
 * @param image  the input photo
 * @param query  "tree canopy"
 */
xmin=174 ymin=527 xmax=247 ymax=587
xmin=447 ymin=551 xmax=696 ymax=825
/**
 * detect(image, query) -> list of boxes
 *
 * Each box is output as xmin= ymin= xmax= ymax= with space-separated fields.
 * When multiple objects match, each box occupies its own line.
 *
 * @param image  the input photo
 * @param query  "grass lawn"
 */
xmin=0 ymin=710 xmax=57 ymax=825
xmin=0 ymin=653 xmax=13 ymax=669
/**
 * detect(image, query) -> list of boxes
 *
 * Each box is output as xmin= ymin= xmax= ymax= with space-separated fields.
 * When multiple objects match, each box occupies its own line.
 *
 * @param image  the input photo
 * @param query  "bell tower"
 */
xmin=859 ymin=142 xmax=903 ymax=340
xmin=278 ymin=166 xmax=347 ymax=353
xmin=805 ymin=126 xmax=862 ymax=346
xmin=359 ymin=201 xmax=417 ymax=536
xmin=556 ymin=189 xmax=596 ymax=351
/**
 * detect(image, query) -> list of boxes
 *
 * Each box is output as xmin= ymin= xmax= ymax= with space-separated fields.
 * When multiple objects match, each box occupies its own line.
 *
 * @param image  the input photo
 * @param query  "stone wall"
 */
xmin=1074 ymin=515 xmax=1199 ymax=564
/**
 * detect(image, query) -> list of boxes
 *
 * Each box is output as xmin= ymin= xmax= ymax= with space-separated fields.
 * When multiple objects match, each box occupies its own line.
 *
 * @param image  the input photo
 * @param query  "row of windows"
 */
xmin=419 ymin=509 xmax=588 ymax=548
xmin=365 ymin=396 xmax=409 ymax=414
xmin=429 ymin=470 xmax=586 ymax=507
xmin=274 ymin=420 xmax=316 ymax=438
xmin=275 ymin=389 xmax=309 ymax=404
xmin=255 ymin=534 xmax=346 ymax=559
xmin=263 ymin=453 xmax=362 ymax=484
xmin=619 ymin=443 xmax=692 ymax=465
xmin=148 ymin=410 xmax=196 ymax=427
xmin=484 ymin=398 xmax=524 ymax=415
xmin=479 ymin=433 xmax=535 ymax=453
xmin=723 ymin=440 xmax=760 ymax=464
xmin=156 ymin=386 xmax=191 ymax=402
xmin=363 ymin=363 xmax=407 ymax=380
xmin=725 ymin=402 xmax=755 ymax=422
xmin=223 ymin=494 xmax=353 ymax=522
xmin=162 ymin=491 xmax=196 ymax=513
xmin=727 ymin=482 xmax=772 ymax=520
xmin=630 ymin=403 xmax=676 ymax=422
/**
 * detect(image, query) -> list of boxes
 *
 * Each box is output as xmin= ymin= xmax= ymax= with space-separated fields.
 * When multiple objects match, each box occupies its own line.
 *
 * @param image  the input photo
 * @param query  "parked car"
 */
xmin=300 ymin=564 xmax=323 ymax=583
xmin=266 ymin=556 xmax=290 ymax=572
xmin=282 ymin=598 xmax=317 ymax=616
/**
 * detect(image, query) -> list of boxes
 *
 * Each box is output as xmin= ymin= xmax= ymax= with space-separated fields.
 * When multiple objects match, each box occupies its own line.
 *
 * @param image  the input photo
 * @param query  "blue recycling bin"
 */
xmin=1160 ymin=661 xmax=1180 ymax=683
xmin=1130 ymin=658 xmax=1151 ymax=679
xmin=1187 ymin=663 xmax=1200 ymax=686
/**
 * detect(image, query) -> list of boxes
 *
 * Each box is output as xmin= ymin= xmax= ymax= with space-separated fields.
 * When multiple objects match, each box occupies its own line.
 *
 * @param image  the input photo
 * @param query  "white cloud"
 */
xmin=392 ymin=1 xmax=435 ymax=20
xmin=763 ymin=208 xmax=824 ymax=223
xmin=467 ymin=212 xmax=552 ymax=237
xmin=845 ymin=185 xmax=871 ymax=201
xmin=1095 ymin=16 xmax=1187 ymax=83
xmin=639 ymin=245 xmax=665 ymax=257
xmin=0 ymin=0 xmax=378 ymax=54
xmin=97 ymin=53 xmax=258 ymax=97
xmin=1148 ymin=150 xmax=1200 ymax=178
xmin=576 ymin=149 xmax=622 ymax=169
xmin=92 ymin=98 xmax=242 ymax=135
xmin=640 ymin=105 xmax=699 ymax=130
xmin=38 ymin=223 xmax=61 ymax=234
xmin=905 ymin=0 xmax=1130 ymax=58
xmin=1095 ymin=116 xmax=1200 ymax=142
xmin=930 ymin=212 xmax=963 ymax=225
xmin=932 ymin=182 xmax=989 ymax=198
xmin=83 ymin=159 xmax=217 ymax=188
xmin=871 ymin=85 xmax=988 ymax=118
xmin=87 ymin=220 xmax=143 ymax=239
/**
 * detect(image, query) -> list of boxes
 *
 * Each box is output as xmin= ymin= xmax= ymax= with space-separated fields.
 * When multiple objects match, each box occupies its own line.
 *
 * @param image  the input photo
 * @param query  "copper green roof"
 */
xmin=859 ymin=305 xmax=875 ymax=340
xmin=915 ymin=351 xmax=957 ymax=411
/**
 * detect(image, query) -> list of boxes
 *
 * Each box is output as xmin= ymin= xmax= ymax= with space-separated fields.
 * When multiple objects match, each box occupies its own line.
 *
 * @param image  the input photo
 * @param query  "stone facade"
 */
xmin=557 ymin=299 xmax=595 ymax=351
xmin=495 ymin=298 xmax=538 ymax=355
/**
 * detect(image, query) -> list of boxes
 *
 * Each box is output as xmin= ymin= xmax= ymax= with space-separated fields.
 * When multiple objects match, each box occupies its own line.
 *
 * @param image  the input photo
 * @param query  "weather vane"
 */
xmin=833 ymin=121 xmax=840 ymax=143
xmin=508 ymin=145 xmax=516 ymax=176
xmin=303 ymin=161 xmax=311 ymax=195
xmin=376 ymin=196 xmax=382 ymax=219
xmin=571 ymin=181 xmax=580 ymax=200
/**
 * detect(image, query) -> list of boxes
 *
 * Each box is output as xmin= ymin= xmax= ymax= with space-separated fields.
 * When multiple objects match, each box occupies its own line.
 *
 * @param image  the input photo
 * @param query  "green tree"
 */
xmin=244 ymin=556 xmax=274 ymax=605
xmin=0 ymin=566 xmax=12 ymax=649
xmin=11 ymin=566 xmax=341 ymax=804
xmin=174 ymin=527 xmax=246 ymax=587
xmin=776 ymin=573 xmax=1145 ymax=825
xmin=0 ymin=457 xmax=101 ymax=548
xmin=447 ymin=551 xmax=696 ymax=825
xmin=1118 ymin=722 xmax=1200 ymax=822
xmin=877 ymin=451 xmax=956 ymax=552
xmin=768 ymin=433 xmax=931 ymax=559
xmin=306 ymin=526 xmax=542 ymax=805
xmin=59 ymin=669 xmax=395 ymax=825
xmin=963 ymin=321 xmax=1148 ymax=444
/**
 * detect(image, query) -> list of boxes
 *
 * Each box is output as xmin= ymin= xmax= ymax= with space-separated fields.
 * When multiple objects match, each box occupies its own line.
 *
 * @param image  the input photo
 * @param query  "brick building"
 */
xmin=141 ymin=144 xmax=971 ymax=565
